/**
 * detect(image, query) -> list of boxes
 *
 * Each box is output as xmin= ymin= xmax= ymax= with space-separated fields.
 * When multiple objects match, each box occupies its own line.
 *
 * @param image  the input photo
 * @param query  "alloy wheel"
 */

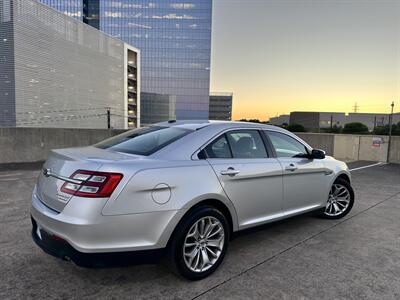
xmin=182 ymin=216 xmax=225 ymax=273
xmin=325 ymin=183 xmax=351 ymax=217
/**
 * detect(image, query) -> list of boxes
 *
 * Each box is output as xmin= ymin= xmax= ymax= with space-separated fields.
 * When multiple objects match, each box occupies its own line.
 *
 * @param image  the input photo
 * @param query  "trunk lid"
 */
xmin=36 ymin=146 xmax=134 ymax=212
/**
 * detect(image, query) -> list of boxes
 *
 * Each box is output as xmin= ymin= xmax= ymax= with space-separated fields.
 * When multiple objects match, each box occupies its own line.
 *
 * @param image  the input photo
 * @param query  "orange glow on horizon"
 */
xmin=210 ymin=0 xmax=399 ymax=122
xmin=232 ymin=97 xmax=398 ymax=122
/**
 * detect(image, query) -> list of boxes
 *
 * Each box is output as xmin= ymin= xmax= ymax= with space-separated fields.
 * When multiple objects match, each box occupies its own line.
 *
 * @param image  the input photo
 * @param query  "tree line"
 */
xmin=238 ymin=119 xmax=400 ymax=135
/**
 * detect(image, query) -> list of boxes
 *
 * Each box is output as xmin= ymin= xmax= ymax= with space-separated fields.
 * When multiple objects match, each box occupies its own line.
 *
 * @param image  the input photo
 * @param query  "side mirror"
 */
xmin=311 ymin=149 xmax=325 ymax=159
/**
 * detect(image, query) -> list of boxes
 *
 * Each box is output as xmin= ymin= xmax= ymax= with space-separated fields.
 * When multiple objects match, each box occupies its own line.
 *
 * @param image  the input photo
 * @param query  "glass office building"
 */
xmin=1 ymin=0 xmax=140 ymax=129
xmin=40 ymin=0 xmax=83 ymax=19
xmin=40 ymin=0 xmax=212 ymax=120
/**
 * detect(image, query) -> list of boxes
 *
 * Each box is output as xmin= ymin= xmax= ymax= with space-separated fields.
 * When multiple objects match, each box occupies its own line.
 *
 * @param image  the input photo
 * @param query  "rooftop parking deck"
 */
xmin=1 ymin=162 xmax=399 ymax=299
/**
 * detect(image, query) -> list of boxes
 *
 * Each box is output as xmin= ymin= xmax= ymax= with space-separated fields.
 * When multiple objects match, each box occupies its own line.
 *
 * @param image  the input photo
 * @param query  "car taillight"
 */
xmin=60 ymin=170 xmax=123 ymax=198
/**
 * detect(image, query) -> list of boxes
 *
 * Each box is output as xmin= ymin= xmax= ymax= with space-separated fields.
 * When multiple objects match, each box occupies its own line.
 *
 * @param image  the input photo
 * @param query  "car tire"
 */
xmin=167 ymin=205 xmax=230 ymax=280
xmin=320 ymin=178 xmax=354 ymax=219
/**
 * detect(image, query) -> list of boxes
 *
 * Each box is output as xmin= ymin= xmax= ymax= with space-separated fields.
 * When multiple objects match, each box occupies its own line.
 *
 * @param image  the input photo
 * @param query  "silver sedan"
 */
xmin=31 ymin=121 xmax=354 ymax=280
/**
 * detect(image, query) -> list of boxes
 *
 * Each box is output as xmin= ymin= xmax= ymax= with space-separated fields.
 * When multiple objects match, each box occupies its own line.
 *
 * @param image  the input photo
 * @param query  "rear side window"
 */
xmin=226 ymin=130 xmax=268 ymax=158
xmin=204 ymin=135 xmax=232 ymax=158
xmin=95 ymin=126 xmax=191 ymax=156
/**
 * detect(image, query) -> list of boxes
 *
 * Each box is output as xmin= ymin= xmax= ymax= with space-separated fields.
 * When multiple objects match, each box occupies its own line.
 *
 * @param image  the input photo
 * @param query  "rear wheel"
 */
xmin=321 ymin=178 xmax=354 ymax=219
xmin=168 ymin=206 xmax=229 ymax=280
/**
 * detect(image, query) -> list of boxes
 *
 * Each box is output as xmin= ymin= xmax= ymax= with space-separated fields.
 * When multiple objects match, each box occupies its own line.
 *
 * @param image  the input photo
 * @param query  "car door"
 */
xmin=202 ymin=129 xmax=283 ymax=229
xmin=265 ymin=130 xmax=328 ymax=213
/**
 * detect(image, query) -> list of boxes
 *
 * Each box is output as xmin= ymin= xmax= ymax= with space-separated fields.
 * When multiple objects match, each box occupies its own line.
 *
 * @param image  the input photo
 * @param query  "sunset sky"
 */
xmin=210 ymin=0 xmax=400 ymax=121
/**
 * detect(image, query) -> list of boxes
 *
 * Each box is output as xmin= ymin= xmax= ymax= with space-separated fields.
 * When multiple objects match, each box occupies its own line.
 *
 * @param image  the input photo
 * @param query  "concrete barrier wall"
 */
xmin=296 ymin=133 xmax=334 ymax=156
xmin=358 ymin=135 xmax=389 ymax=162
xmin=333 ymin=135 xmax=389 ymax=162
xmin=333 ymin=135 xmax=360 ymax=161
xmin=0 ymin=128 xmax=399 ymax=164
xmin=0 ymin=128 xmax=125 ymax=164
xmin=297 ymin=133 xmax=398 ymax=163
xmin=389 ymin=136 xmax=400 ymax=164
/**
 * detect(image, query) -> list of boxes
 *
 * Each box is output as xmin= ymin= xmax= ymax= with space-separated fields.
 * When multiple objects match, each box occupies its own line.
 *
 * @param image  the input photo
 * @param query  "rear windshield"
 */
xmin=95 ymin=126 xmax=191 ymax=156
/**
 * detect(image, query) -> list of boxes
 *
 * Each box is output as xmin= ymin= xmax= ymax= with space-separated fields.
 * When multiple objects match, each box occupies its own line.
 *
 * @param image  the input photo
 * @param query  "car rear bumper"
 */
xmin=31 ymin=186 xmax=187 ymax=254
xmin=31 ymin=217 xmax=165 ymax=267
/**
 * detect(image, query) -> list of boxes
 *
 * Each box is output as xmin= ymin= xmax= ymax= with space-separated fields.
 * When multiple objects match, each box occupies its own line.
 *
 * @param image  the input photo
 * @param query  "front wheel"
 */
xmin=321 ymin=178 xmax=355 ymax=219
xmin=167 ymin=206 xmax=229 ymax=280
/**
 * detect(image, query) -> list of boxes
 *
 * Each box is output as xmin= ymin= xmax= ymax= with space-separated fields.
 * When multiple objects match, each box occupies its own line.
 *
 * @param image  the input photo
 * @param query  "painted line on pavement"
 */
xmin=349 ymin=162 xmax=387 ymax=172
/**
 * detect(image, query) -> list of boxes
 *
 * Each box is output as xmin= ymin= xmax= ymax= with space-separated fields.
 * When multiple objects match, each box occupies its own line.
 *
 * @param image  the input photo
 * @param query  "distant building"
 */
xmin=269 ymin=114 xmax=289 ymax=126
xmin=209 ymin=93 xmax=233 ymax=121
xmin=289 ymin=111 xmax=400 ymax=131
xmin=290 ymin=112 xmax=346 ymax=131
xmin=0 ymin=0 xmax=140 ymax=129
xmin=140 ymin=93 xmax=176 ymax=126
xmin=40 ymin=0 xmax=213 ymax=120
xmin=346 ymin=113 xmax=396 ymax=130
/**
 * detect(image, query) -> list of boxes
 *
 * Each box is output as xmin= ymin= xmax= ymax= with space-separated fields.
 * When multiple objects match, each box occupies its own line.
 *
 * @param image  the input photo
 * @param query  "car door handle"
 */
xmin=220 ymin=168 xmax=240 ymax=176
xmin=285 ymin=164 xmax=298 ymax=172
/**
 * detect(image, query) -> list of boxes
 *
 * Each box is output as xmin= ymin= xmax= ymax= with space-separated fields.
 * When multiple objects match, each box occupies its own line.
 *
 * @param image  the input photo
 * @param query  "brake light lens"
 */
xmin=60 ymin=170 xmax=123 ymax=198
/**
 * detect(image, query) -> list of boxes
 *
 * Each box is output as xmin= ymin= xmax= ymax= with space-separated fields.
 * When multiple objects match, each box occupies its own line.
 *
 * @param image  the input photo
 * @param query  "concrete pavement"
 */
xmin=0 ymin=163 xmax=399 ymax=299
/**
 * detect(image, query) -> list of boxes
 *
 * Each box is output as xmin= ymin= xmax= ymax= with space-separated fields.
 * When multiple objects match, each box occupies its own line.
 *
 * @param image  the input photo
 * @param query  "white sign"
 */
xmin=372 ymin=137 xmax=383 ymax=148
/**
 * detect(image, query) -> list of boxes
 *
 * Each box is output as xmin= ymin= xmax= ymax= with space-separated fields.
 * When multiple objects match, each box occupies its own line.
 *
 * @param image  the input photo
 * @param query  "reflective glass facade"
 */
xmin=40 ymin=0 xmax=212 ymax=120
xmin=1 ymin=0 xmax=139 ymax=129
xmin=40 ymin=0 xmax=83 ymax=19
xmin=141 ymin=92 xmax=176 ymax=125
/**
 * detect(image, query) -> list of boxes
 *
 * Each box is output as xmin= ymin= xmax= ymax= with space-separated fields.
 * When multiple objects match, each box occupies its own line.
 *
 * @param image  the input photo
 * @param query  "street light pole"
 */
xmin=386 ymin=101 xmax=394 ymax=163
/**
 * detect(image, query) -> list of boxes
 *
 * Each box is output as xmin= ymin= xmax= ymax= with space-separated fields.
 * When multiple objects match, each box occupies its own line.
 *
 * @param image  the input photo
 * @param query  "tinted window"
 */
xmin=226 ymin=130 xmax=268 ymax=158
xmin=204 ymin=135 xmax=232 ymax=158
xmin=267 ymin=131 xmax=309 ymax=158
xmin=95 ymin=126 xmax=190 ymax=156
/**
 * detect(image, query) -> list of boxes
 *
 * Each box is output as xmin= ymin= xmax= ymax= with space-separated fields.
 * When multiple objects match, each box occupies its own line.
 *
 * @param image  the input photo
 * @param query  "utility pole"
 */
xmin=373 ymin=116 xmax=377 ymax=132
xmin=353 ymin=102 xmax=359 ymax=113
xmin=106 ymin=107 xmax=111 ymax=129
xmin=330 ymin=114 xmax=333 ymax=131
xmin=386 ymin=101 xmax=394 ymax=163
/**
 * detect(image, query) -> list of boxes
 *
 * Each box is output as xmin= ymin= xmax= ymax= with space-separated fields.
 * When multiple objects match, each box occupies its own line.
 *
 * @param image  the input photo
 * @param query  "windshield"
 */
xmin=95 ymin=126 xmax=191 ymax=156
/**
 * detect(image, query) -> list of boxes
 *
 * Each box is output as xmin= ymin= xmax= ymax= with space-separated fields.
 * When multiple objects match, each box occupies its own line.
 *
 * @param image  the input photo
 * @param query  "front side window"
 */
xmin=95 ymin=126 xmax=191 ymax=156
xmin=267 ymin=131 xmax=309 ymax=158
xmin=202 ymin=130 xmax=268 ymax=159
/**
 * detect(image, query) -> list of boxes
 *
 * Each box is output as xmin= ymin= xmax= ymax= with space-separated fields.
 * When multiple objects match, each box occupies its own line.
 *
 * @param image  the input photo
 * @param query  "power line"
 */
xmin=14 ymin=106 xmax=124 ymax=115
xmin=15 ymin=107 xmax=104 ymax=115
xmin=18 ymin=113 xmax=106 ymax=125
xmin=110 ymin=113 xmax=137 ymax=119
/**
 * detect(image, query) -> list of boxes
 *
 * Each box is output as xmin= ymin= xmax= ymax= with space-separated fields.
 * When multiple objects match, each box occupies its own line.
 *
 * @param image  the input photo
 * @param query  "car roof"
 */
xmin=150 ymin=120 xmax=312 ymax=160
xmin=153 ymin=120 xmax=286 ymax=132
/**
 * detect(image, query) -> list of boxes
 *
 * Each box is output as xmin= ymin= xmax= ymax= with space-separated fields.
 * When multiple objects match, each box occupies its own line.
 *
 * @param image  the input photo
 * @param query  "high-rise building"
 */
xmin=0 ymin=0 xmax=140 ymax=129
xmin=209 ymin=93 xmax=233 ymax=121
xmin=140 ymin=92 xmax=176 ymax=125
xmin=40 ymin=0 xmax=212 ymax=121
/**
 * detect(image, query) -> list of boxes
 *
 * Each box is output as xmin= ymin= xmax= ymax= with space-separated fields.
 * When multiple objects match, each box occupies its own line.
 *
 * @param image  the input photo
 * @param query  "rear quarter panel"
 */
xmin=101 ymin=161 xmax=238 ymax=229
